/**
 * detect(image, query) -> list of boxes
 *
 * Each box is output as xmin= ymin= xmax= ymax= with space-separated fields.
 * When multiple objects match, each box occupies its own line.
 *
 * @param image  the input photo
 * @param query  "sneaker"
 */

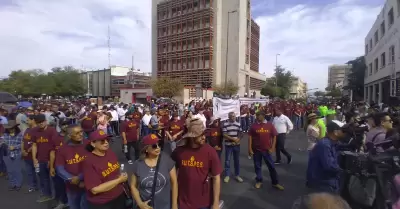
xmin=53 ymin=203 xmax=67 ymax=209
xmin=274 ymin=161 xmax=281 ymax=165
xmin=14 ymin=186 xmax=21 ymax=191
xmin=128 ymin=160 xmax=133 ymax=164
xmin=8 ymin=186 xmax=15 ymax=191
xmin=287 ymin=157 xmax=292 ymax=164
xmin=235 ymin=176 xmax=244 ymax=183
xmin=28 ymin=188 xmax=37 ymax=193
xmin=223 ymin=176 xmax=230 ymax=183
xmin=273 ymin=184 xmax=285 ymax=190
xmin=254 ymin=182 xmax=262 ymax=189
xmin=36 ymin=196 xmax=52 ymax=203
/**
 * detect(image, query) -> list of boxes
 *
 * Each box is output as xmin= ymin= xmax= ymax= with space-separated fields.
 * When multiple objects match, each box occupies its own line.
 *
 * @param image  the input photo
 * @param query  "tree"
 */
xmin=345 ymin=56 xmax=366 ymax=100
xmin=150 ymin=76 xmax=184 ymax=98
xmin=314 ymin=91 xmax=325 ymax=97
xmin=261 ymin=66 xmax=294 ymax=98
xmin=326 ymin=87 xmax=342 ymax=98
xmin=213 ymin=80 xmax=239 ymax=96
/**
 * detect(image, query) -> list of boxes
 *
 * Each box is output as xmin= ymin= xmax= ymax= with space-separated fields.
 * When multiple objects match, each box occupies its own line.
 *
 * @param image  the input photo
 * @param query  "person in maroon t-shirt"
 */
xmin=172 ymin=119 xmax=222 ymax=209
xmin=131 ymin=106 xmax=142 ymax=123
xmin=31 ymin=114 xmax=58 ymax=203
xmin=21 ymin=115 xmax=38 ymax=192
xmin=56 ymin=124 xmax=87 ymax=209
xmin=166 ymin=112 xmax=184 ymax=152
xmin=79 ymin=107 xmax=97 ymax=137
xmin=248 ymin=111 xmax=284 ymax=191
xmin=206 ymin=117 xmax=223 ymax=159
xmin=120 ymin=113 xmax=140 ymax=163
xmin=82 ymin=129 xmax=128 ymax=209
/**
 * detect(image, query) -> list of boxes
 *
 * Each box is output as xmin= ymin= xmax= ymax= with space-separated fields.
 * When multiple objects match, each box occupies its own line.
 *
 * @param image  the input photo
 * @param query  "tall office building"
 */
xmin=151 ymin=0 xmax=266 ymax=102
xmin=327 ymin=65 xmax=350 ymax=89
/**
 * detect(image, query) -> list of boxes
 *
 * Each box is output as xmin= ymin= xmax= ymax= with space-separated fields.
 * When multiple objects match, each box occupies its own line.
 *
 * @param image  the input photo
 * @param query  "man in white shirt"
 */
xmin=141 ymin=109 xmax=152 ymax=136
xmin=272 ymin=108 xmax=293 ymax=165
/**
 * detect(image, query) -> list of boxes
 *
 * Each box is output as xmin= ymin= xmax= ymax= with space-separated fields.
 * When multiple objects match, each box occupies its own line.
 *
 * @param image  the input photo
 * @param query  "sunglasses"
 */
xmin=150 ymin=141 xmax=162 ymax=149
xmin=96 ymin=138 xmax=110 ymax=144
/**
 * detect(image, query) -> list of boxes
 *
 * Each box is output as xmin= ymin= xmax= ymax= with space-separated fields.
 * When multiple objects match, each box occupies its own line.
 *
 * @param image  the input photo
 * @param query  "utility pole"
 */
xmin=108 ymin=25 xmax=111 ymax=68
xmin=131 ymin=55 xmax=134 ymax=71
xmin=275 ymin=53 xmax=280 ymax=97
xmin=224 ymin=10 xmax=237 ymax=89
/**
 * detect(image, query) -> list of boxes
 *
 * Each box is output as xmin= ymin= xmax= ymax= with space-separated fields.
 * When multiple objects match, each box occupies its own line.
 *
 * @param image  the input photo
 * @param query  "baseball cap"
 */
xmin=142 ymin=134 xmax=160 ymax=145
xmin=89 ymin=130 xmax=109 ymax=142
xmin=326 ymin=120 xmax=345 ymax=133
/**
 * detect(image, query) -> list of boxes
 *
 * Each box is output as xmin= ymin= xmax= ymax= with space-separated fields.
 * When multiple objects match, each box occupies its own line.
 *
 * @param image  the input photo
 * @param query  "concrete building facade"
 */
xmin=364 ymin=0 xmax=400 ymax=104
xmin=327 ymin=65 xmax=350 ymax=89
xmin=151 ymin=0 xmax=266 ymax=103
xmin=289 ymin=77 xmax=307 ymax=99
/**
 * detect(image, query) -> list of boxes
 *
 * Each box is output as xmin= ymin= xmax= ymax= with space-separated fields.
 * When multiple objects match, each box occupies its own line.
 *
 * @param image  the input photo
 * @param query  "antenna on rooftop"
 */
xmin=108 ymin=25 xmax=111 ymax=68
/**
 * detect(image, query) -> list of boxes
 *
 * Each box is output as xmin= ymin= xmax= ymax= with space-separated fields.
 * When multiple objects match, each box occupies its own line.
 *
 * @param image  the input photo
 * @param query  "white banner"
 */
xmin=213 ymin=97 xmax=240 ymax=121
xmin=239 ymin=98 xmax=269 ymax=106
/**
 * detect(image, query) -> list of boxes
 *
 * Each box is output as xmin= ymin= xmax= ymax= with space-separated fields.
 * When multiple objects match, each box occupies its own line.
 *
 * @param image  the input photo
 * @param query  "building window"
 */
xmin=374 ymin=30 xmax=378 ymax=44
xmin=381 ymin=52 xmax=386 ymax=68
xmin=390 ymin=45 xmax=395 ymax=63
xmin=112 ymin=79 xmax=125 ymax=85
xmin=374 ymin=58 xmax=379 ymax=73
xmin=380 ymin=21 xmax=385 ymax=37
xmin=369 ymin=63 xmax=372 ymax=75
xmin=389 ymin=7 xmax=394 ymax=27
xmin=369 ymin=39 xmax=372 ymax=51
xmin=391 ymin=80 xmax=396 ymax=96
xmin=365 ymin=44 xmax=368 ymax=55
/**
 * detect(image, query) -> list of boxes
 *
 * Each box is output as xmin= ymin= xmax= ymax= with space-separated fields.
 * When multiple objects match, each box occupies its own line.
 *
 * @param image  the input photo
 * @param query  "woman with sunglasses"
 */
xmin=130 ymin=134 xmax=178 ymax=209
xmin=82 ymin=130 xmax=128 ymax=209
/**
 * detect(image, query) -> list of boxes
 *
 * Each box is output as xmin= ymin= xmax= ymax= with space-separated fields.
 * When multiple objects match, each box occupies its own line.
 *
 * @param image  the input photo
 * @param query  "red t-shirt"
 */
xmin=32 ymin=126 xmax=58 ymax=162
xmin=120 ymin=120 xmax=139 ymax=142
xmin=131 ymin=112 xmax=142 ymax=123
xmin=55 ymin=144 xmax=87 ymax=191
xmin=249 ymin=122 xmax=277 ymax=152
xmin=22 ymin=128 xmax=35 ymax=160
xmin=171 ymin=144 xmax=222 ymax=209
xmin=83 ymin=150 xmax=123 ymax=204
xmin=206 ymin=127 xmax=223 ymax=147
xmin=167 ymin=120 xmax=184 ymax=141
xmin=81 ymin=112 xmax=97 ymax=132
xmin=160 ymin=115 xmax=170 ymax=126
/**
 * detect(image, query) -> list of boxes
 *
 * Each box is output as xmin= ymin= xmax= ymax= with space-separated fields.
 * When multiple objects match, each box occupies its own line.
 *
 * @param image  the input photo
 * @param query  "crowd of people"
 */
xmin=0 ymin=98 xmax=389 ymax=209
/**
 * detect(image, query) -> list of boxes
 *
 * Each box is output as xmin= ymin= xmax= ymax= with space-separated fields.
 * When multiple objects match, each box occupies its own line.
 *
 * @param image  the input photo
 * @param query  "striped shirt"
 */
xmin=222 ymin=120 xmax=242 ymax=146
xmin=3 ymin=132 xmax=23 ymax=159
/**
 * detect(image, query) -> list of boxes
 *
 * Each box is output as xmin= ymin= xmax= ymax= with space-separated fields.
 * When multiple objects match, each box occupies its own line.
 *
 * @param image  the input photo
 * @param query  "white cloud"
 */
xmin=0 ymin=0 xmax=151 ymax=76
xmin=255 ymin=1 xmax=381 ymax=90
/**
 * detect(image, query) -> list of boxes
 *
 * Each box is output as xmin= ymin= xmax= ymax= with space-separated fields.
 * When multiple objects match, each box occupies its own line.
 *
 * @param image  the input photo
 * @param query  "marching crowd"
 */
xmin=0 ymin=99 xmax=380 ymax=209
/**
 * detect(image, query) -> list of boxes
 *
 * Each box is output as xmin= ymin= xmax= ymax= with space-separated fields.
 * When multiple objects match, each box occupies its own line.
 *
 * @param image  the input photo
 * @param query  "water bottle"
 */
xmin=10 ymin=151 xmax=15 ymax=159
xmin=120 ymin=164 xmax=125 ymax=173
xmin=35 ymin=164 xmax=40 ymax=173
xmin=124 ymin=145 xmax=128 ymax=153
xmin=248 ymin=155 xmax=252 ymax=160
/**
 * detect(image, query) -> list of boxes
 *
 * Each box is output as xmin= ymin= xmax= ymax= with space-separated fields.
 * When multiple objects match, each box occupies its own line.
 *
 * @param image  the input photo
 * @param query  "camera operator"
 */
xmin=340 ymin=112 xmax=369 ymax=152
xmin=47 ymin=104 xmax=66 ymax=133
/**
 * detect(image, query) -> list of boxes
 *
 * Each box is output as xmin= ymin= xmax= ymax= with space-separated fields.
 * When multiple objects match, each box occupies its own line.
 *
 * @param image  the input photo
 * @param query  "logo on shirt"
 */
xmin=181 ymin=156 xmax=203 ymax=168
xmin=37 ymin=137 xmax=49 ymax=143
xmin=256 ymin=128 xmax=269 ymax=133
xmin=102 ymin=162 xmax=120 ymax=177
xmin=24 ymin=133 xmax=31 ymax=141
xmin=66 ymin=153 xmax=86 ymax=165
xmin=211 ymin=131 xmax=219 ymax=137
xmin=171 ymin=125 xmax=181 ymax=130
xmin=128 ymin=122 xmax=137 ymax=128
xmin=55 ymin=142 xmax=63 ymax=150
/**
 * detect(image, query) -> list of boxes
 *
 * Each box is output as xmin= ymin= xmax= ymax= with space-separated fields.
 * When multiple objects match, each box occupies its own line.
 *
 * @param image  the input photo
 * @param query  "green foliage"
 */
xmin=261 ymin=66 xmax=294 ymax=98
xmin=314 ymin=91 xmax=325 ymax=97
xmin=326 ymin=87 xmax=342 ymax=98
xmin=213 ymin=80 xmax=239 ymax=96
xmin=345 ymin=56 xmax=366 ymax=100
xmin=0 ymin=66 xmax=86 ymax=96
xmin=150 ymin=76 xmax=184 ymax=98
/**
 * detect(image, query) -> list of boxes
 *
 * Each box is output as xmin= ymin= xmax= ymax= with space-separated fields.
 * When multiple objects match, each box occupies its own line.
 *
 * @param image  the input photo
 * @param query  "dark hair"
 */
xmin=85 ymin=143 xmax=94 ymax=152
xmin=5 ymin=126 xmax=21 ymax=135
xmin=372 ymin=112 xmax=389 ymax=127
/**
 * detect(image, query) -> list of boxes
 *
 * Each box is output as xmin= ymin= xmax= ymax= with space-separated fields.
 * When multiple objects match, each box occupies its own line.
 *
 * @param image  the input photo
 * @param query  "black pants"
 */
xmin=125 ymin=141 xmax=140 ymax=161
xmin=110 ymin=121 xmax=119 ymax=136
xmin=88 ymin=193 xmax=126 ymax=209
xmin=275 ymin=133 xmax=291 ymax=162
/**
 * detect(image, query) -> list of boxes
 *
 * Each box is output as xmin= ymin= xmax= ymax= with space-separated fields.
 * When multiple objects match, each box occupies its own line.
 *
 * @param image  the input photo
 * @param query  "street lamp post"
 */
xmin=224 ymin=10 xmax=237 ymax=89
xmin=274 ymin=53 xmax=280 ymax=97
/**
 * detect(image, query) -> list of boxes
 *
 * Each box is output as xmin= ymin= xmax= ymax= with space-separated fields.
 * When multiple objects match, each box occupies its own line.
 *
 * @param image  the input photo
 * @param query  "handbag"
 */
xmin=149 ymin=154 xmax=162 ymax=208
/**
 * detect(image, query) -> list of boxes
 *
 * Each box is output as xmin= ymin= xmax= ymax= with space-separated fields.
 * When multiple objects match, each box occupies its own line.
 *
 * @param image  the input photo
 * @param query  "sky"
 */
xmin=0 ymin=0 xmax=384 ymax=90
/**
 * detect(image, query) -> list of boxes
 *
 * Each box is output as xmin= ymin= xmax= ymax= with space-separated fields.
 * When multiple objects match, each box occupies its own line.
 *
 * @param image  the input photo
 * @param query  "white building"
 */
xmin=364 ymin=0 xmax=400 ymax=103
xmin=327 ymin=65 xmax=350 ymax=89
xmin=289 ymin=77 xmax=307 ymax=99
xmin=151 ymin=0 xmax=266 ymax=103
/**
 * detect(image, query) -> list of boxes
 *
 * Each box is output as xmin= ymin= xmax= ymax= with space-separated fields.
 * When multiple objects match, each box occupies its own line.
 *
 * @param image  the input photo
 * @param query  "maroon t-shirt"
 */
xmin=120 ymin=120 xmax=139 ymax=142
xmin=81 ymin=112 xmax=97 ymax=132
xmin=171 ymin=144 xmax=222 ymax=209
xmin=55 ymin=144 xmax=87 ymax=191
xmin=32 ymin=126 xmax=58 ymax=162
xmin=131 ymin=112 xmax=142 ymax=123
xmin=167 ymin=120 xmax=184 ymax=141
xmin=206 ymin=127 xmax=223 ymax=147
xmin=159 ymin=115 xmax=169 ymax=126
xmin=248 ymin=122 xmax=277 ymax=152
xmin=22 ymin=128 xmax=35 ymax=160
xmin=83 ymin=150 xmax=123 ymax=204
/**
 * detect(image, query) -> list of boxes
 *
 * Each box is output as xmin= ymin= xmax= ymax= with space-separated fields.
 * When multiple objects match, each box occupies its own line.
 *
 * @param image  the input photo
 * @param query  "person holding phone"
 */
xmin=130 ymin=134 xmax=178 ymax=209
xmin=82 ymin=130 xmax=128 ymax=209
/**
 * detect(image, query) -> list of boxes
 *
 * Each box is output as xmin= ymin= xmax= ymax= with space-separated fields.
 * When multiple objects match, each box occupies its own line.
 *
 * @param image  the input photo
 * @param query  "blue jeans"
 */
xmin=293 ymin=115 xmax=300 ymax=129
xmin=249 ymin=115 xmax=255 ymax=126
xmin=3 ymin=156 xmax=23 ymax=187
xmin=240 ymin=117 xmax=249 ymax=132
xmin=67 ymin=190 xmax=87 ymax=209
xmin=38 ymin=162 xmax=52 ymax=196
xmin=53 ymin=175 xmax=68 ymax=204
xmin=0 ymin=146 xmax=7 ymax=173
xmin=141 ymin=125 xmax=150 ymax=136
xmin=224 ymin=145 xmax=240 ymax=177
xmin=253 ymin=150 xmax=278 ymax=185
xmin=24 ymin=159 xmax=38 ymax=189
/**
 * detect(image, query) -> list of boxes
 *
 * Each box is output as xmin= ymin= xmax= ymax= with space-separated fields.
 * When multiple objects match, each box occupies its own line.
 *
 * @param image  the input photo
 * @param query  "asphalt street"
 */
xmin=0 ymin=130 xmax=309 ymax=209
